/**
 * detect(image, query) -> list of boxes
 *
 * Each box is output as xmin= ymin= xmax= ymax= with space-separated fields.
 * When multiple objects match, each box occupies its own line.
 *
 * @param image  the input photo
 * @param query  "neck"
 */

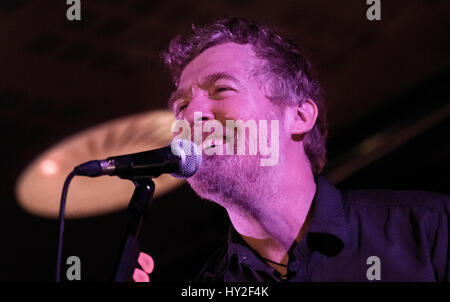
xmin=225 ymin=160 xmax=316 ymax=270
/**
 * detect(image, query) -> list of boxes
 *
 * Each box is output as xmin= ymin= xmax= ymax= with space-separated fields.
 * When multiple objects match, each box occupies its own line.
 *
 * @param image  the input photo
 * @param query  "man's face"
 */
xmin=170 ymin=43 xmax=283 ymax=210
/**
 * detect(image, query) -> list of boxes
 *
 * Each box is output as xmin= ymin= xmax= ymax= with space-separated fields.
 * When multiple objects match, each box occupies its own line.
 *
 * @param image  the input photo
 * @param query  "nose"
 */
xmin=184 ymin=94 xmax=215 ymax=125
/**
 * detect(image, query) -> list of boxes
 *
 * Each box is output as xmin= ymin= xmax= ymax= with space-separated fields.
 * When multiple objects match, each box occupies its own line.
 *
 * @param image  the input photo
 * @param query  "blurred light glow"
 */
xmin=40 ymin=158 xmax=59 ymax=175
xmin=15 ymin=110 xmax=182 ymax=219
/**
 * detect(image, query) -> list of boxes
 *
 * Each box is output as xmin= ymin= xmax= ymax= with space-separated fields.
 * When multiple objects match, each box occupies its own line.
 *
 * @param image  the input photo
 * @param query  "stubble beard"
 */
xmin=187 ymin=151 xmax=275 ymax=218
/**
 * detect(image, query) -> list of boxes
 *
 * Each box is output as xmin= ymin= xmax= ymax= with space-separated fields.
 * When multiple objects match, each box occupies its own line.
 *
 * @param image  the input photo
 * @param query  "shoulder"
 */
xmin=340 ymin=189 xmax=450 ymax=255
xmin=195 ymin=245 xmax=228 ymax=282
xmin=341 ymin=188 xmax=450 ymax=211
xmin=341 ymin=189 xmax=450 ymax=234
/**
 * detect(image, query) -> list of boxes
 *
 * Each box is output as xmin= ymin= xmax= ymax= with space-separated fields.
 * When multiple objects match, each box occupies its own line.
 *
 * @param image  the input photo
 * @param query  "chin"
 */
xmin=187 ymin=171 xmax=220 ymax=201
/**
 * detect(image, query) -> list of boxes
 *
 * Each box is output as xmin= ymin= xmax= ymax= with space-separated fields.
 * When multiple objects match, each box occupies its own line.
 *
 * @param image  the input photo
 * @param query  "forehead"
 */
xmin=179 ymin=43 xmax=256 ymax=87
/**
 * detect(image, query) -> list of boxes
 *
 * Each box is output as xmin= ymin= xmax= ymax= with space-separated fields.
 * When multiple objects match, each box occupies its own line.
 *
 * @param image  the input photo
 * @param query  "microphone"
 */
xmin=74 ymin=139 xmax=202 ymax=179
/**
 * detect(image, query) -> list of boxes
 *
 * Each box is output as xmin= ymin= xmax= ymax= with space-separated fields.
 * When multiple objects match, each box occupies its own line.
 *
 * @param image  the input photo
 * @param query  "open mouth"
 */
xmin=203 ymin=136 xmax=229 ymax=151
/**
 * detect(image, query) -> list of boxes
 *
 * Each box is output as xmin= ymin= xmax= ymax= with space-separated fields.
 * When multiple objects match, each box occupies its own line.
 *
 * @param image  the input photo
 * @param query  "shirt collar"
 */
xmin=227 ymin=175 xmax=349 ymax=262
xmin=304 ymin=175 xmax=349 ymax=256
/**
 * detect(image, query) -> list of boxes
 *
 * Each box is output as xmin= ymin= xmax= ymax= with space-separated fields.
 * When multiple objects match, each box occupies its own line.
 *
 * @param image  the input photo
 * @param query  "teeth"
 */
xmin=203 ymin=137 xmax=228 ymax=150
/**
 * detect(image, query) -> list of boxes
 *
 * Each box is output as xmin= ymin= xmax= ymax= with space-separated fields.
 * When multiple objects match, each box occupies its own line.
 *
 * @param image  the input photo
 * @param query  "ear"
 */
xmin=289 ymin=99 xmax=318 ymax=136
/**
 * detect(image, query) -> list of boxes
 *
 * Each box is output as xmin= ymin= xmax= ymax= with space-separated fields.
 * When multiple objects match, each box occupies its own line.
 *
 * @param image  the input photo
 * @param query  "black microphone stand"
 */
xmin=112 ymin=176 xmax=155 ymax=282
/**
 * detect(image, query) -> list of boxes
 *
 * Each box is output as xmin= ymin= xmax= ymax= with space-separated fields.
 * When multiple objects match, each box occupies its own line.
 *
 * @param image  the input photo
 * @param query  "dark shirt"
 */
xmin=196 ymin=176 xmax=450 ymax=281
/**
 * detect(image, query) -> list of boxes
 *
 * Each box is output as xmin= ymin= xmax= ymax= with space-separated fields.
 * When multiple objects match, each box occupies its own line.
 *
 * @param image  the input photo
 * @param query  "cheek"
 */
xmin=214 ymin=97 xmax=248 ymax=121
xmin=216 ymin=92 xmax=275 ymax=122
xmin=234 ymin=95 xmax=263 ymax=118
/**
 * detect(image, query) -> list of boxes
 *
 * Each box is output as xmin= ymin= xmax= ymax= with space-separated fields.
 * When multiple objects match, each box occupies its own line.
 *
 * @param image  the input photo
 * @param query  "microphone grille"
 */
xmin=170 ymin=139 xmax=202 ymax=179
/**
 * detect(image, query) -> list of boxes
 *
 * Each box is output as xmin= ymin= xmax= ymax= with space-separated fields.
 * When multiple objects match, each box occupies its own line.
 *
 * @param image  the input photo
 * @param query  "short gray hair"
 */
xmin=162 ymin=17 xmax=327 ymax=174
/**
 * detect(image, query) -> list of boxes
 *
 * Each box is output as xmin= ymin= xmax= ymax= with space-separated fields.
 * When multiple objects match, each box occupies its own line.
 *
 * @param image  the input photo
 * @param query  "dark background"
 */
xmin=1 ymin=0 xmax=449 ymax=281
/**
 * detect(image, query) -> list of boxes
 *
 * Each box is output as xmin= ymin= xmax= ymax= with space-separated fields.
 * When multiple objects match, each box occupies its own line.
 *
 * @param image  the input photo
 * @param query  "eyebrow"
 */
xmin=199 ymin=72 xmax=241 ymax=88
xmin=168 ymin=72 xmax=242 ymax=110
xmin=168 ymin=88 xmax=191 ymax=110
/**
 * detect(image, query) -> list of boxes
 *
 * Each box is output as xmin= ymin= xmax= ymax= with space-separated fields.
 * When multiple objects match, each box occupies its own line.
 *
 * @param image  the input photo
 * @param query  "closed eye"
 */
xmin=215 ymin=87 xmax=230 ymax=93
xmin=211 ymin=86 xmax=235 ymax=98
xmin=173 ymin=101 xmax=188 ymax=117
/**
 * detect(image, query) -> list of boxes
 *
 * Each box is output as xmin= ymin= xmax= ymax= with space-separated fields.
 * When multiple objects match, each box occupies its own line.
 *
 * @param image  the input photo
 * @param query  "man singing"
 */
xmin=161 ymin=17 xmax=449 ymax=281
